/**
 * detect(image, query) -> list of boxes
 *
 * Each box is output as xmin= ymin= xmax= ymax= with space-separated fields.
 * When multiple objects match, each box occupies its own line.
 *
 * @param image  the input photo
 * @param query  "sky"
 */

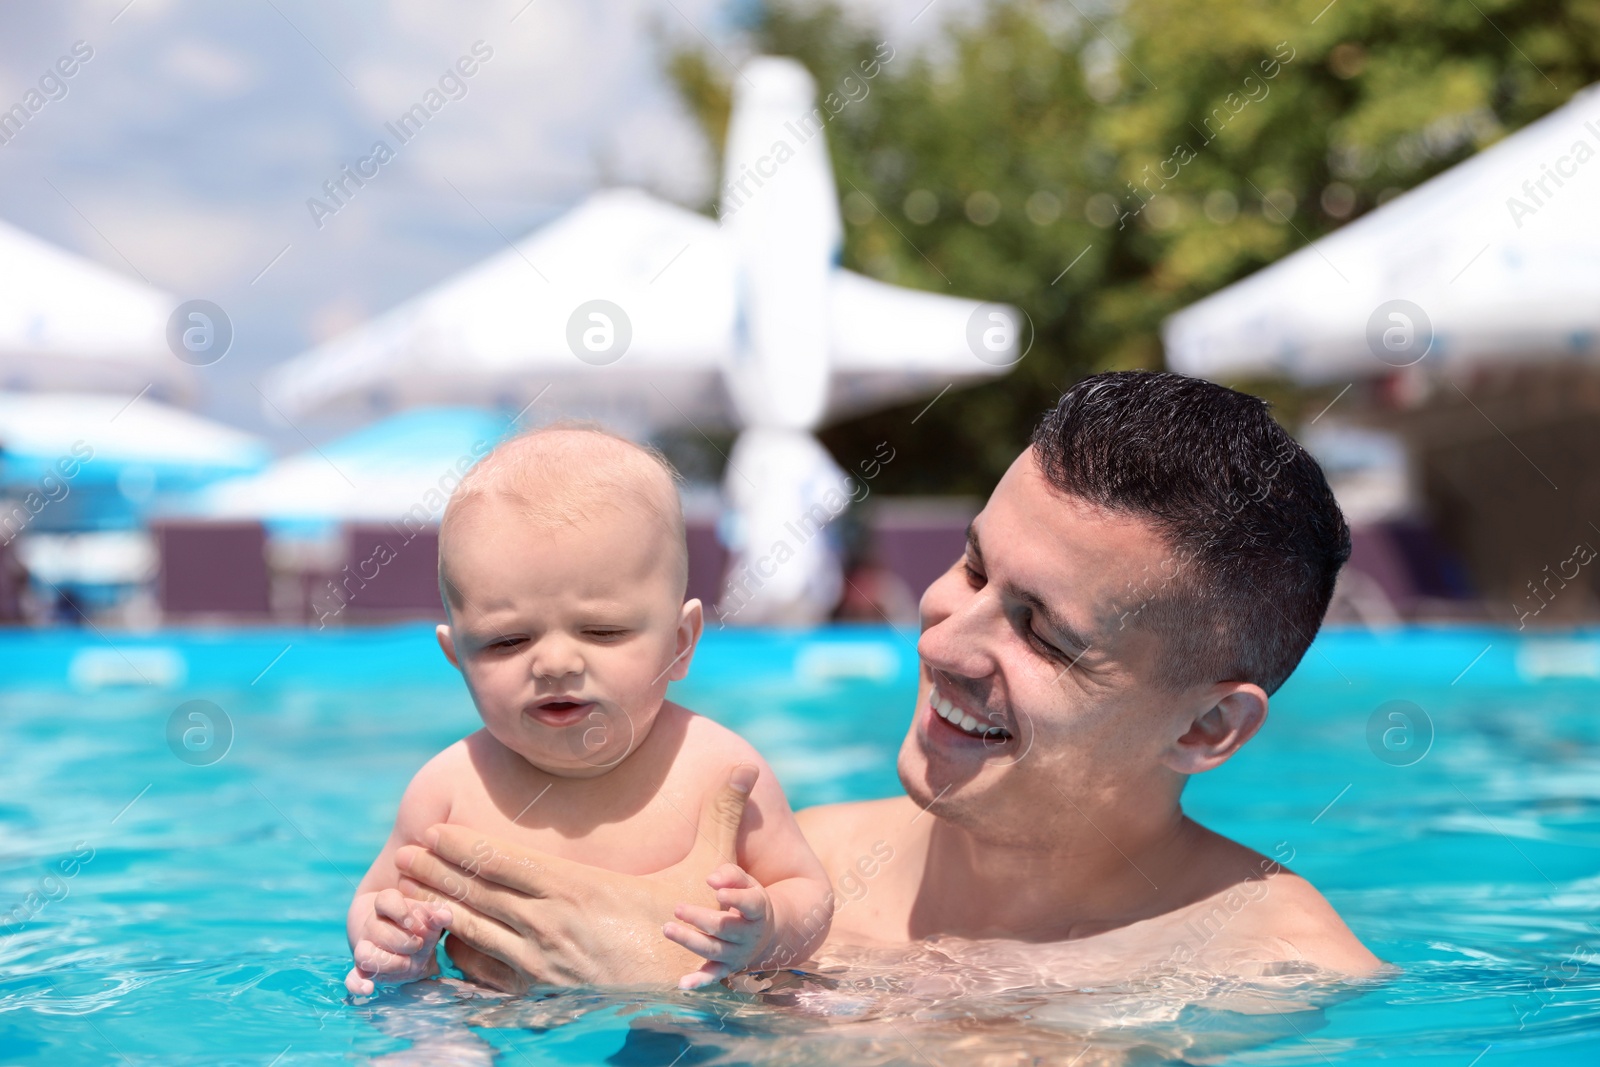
xmin=0 ymin=0 xmax=962 ymax=446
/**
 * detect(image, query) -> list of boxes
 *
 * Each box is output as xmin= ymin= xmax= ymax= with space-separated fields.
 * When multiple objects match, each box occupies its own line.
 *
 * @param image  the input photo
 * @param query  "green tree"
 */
xmin=668 ymin=0 xmax=1600 ymax=495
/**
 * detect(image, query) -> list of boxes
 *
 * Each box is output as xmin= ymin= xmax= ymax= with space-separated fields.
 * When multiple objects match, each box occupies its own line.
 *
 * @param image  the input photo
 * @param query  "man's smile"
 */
xmin=928 ymin=683 xmax=1013 ymax=744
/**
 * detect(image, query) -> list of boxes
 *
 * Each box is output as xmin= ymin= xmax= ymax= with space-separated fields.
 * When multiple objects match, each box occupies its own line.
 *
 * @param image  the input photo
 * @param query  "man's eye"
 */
xmin=1020 ymin=611 xmax=1064 ymax=661
xmin=1029 ymin=630 xmax=1064 ymax=660
xmin=962 ymin=560 xmax=985 ymax=587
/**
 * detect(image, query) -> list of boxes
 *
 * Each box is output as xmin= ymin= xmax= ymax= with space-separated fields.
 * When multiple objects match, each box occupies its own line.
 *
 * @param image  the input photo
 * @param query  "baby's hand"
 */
xmin=345 ymin=889 xmax=452 ymax=995
xmin=663 ymin=863 xmax=775 ymax=989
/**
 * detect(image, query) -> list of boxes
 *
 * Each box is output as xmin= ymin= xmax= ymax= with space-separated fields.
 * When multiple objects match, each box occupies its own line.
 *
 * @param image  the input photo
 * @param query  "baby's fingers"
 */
xmin=713 ymin=884 xmax=767 ymax=922
xmin=705 ymin=864 xmax=766 ymax=920
xmin=345 ymin=966 xmax=376 ymax=996
xmin=673 ymin=903 xmax=752 ymax=942
xmin=706 ymin=863 xmax=757 ymax=891
xmin=364 ymin=916 xmax=427 ymax=955
xmin=662 ymin=920 xmax=733 ymax=963
xmin=677 ymin=960 xmax=731 ymax=990
xmin=374 ymin=888 xmax=424 ymax=930
xmin=352 ymin=939 xmax=419 ymax=979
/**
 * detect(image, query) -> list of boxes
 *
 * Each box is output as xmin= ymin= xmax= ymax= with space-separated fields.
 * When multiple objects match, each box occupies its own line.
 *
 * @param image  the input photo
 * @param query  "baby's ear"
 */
xmin=436 ymin=624 xmax=460 ymax=669
xmin=670 ymin=599 xmax=704 ymax=681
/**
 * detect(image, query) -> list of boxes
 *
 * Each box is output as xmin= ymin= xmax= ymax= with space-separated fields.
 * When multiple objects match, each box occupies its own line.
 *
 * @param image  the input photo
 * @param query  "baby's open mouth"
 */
xmin=525 ymin=698 xmax=597 ymax=725
xmin=930 ymin=686 xmax=1012 ymax=743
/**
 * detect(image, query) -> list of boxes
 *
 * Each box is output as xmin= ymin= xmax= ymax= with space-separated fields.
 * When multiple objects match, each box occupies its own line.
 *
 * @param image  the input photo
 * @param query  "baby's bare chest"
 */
xmin=441 ymin=773 xmax=705 ymax=876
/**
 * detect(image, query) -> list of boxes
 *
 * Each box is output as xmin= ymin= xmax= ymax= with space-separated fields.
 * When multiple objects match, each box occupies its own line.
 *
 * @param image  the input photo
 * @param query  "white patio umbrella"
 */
xmin=0 ymin=391 xmax=265 ymax=490
xmin=1164 ymin=82 xmax=1600 ymax=383
xmin=264 ymin=188 xmax=734 ymax=435
xmin=0 ymin=220 xmax=191 ymax=402
xmin=0 ymin=393 xmax=266 ymax=580
xmin=188 ymin=407 xmax=515 ymax=530
xmin=264 ymin=56 xmax=1023 ymax=623
xmin=262 ymin=190 xmax=1010 ymax=433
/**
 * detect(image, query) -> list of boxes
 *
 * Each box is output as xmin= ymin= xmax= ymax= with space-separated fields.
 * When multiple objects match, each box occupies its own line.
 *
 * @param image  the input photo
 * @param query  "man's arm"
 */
xmin=664 ymin=757 xmax=835 ymax=984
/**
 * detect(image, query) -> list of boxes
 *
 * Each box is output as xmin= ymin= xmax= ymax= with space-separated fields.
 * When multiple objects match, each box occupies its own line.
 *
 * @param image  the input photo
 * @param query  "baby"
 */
xmin=345 ymin=426 xmax=832 ymax=994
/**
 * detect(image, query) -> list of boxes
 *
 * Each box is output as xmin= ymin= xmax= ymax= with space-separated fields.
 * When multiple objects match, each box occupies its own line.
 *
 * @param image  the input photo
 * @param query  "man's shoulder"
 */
xmin=1235 ymin=869 xmax=1383 ymax=975
xmin=797 ymin=796 xmax=920 ymax=866
xmin=798 ymin=795 xmax=919 ymax=834
xmin=1173 ymin=834 xmax=1382 ymax=977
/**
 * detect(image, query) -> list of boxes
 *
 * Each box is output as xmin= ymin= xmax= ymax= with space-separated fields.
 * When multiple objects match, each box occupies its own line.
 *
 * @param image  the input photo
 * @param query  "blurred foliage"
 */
xmin=666 ymin=0 xmax=1600 ymax=495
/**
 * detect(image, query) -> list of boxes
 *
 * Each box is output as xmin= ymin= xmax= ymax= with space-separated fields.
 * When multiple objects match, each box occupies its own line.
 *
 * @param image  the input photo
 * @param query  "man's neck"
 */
xmin=908 ymin=802 xmax=1204 ymax=942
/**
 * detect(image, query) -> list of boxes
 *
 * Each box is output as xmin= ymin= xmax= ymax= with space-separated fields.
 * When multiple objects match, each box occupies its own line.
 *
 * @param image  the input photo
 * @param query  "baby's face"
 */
xmin=437 ymin=500 xmax=699 ymax=778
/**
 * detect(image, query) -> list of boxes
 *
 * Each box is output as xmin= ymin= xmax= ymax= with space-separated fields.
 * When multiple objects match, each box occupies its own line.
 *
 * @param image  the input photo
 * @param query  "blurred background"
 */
xmin=11 ymin=4 xmax=1600 ymax=1064
xmin=2 ymin=0 xmax=1598 ymax=632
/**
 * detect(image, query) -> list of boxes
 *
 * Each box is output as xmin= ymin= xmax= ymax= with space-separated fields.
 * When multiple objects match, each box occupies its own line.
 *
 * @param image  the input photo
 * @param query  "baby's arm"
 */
xmin=345 ymin=747 xmax=459 ymax=995
xmin=664 ymin=754 xmax=834 ymax=987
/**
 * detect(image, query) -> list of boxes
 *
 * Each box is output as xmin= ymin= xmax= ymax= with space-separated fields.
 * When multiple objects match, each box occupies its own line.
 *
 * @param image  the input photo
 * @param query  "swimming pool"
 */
xmin=2 ymin=623 xmax=1599 ymax=1064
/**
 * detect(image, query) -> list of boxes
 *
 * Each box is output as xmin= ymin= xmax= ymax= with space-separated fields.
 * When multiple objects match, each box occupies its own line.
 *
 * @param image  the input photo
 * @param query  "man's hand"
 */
xmin=665 ymin=863 xmax=776 ymax=988
xmin=393 ymin=763 xmax=758 ymax=990
xmin=345 ymin=888 xmax=452 ymax=995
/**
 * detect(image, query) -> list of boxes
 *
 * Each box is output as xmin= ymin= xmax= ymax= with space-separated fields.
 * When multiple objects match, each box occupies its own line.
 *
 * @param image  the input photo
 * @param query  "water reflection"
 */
xmin=358 ymin=939 xmax=1369 ymax=1066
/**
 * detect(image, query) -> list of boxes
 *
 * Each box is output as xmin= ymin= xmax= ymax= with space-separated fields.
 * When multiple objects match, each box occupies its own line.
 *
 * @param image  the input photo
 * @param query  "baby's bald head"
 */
xmin=438 ymin=425 xmax=687 ymax=611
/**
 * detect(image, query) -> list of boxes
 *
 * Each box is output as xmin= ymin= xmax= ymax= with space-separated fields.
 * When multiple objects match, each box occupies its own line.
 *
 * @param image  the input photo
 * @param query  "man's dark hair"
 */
xmin=1030 ymin=371 xmax=1350 ymax=695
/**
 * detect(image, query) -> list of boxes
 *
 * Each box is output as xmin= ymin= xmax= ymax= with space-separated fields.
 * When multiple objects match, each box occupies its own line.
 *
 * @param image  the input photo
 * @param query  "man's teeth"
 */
xmin=932 ymin=690 xmax=1008 ymax=740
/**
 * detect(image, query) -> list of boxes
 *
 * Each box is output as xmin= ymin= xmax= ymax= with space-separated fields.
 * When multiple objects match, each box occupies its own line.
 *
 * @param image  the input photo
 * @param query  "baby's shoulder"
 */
xmin=660 ymin=703 xmax=804 ymax=817
xmin=400 ymin=735 xmax=483 ymax=809
xmin=413 ymin=735 xmax=472 ymax=782
xmin=668 ymin=703 xmax=767 ymax=769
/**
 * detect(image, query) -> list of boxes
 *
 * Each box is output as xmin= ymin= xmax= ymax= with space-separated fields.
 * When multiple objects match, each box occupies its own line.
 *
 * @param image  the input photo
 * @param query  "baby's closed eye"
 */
xmin=486 ymin=636 xmax=527 ymax=651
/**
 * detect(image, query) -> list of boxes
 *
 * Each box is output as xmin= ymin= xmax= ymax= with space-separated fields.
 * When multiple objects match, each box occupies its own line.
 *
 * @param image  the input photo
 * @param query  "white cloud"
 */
xmin=0 ymin=0 xmax=963 ymax=444
xmin=160 ymin=38 xmax=257 ymax=94
xmin=72 ymin=195 xmax=271 ymax=294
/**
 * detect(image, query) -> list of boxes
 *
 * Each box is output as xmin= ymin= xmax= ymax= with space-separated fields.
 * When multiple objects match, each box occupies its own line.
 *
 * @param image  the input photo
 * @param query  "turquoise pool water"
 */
xmin=2 ymin=624 xmax=1600 ymax=1064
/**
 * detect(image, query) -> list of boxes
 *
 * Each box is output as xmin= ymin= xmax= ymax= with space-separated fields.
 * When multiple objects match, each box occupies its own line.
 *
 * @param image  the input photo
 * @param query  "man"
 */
xmin=393 ymin=372 xmax=1379 ymax=988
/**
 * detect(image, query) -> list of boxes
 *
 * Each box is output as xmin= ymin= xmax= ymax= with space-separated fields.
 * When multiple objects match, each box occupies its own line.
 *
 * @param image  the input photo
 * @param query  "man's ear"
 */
xmin=436 ymin=624 xmax=460 ymax=670
xmin=1162 ymin=683 xmax=1268 ymax=775
xmin=669 ymin=598 xmax=705 ymax=682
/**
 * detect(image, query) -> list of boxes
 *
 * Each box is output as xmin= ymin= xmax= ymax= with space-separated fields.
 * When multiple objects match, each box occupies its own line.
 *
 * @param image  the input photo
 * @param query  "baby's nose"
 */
xmin=529 ymin=637 xmax=584 ymax=680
